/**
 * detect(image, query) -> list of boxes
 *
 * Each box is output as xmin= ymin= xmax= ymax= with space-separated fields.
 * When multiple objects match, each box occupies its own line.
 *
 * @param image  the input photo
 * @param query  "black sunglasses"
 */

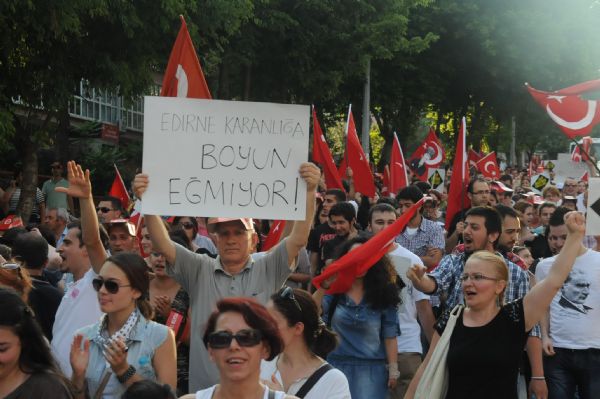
xmin=208 ymin=329 xmax=262 ymax=349
xmin=92 ymin=278 xmax=131 ymax=294
xmin=96 ymin=207 xmax=112 ymax=213
xmin=179 ymin=222 xmax=194 ymax=230
xmin=279 ymin=286 xmax=302 ymax=312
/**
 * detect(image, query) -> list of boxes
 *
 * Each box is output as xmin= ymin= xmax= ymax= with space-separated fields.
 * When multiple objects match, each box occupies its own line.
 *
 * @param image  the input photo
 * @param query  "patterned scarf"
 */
xmin=96 ymin=307 xmax=140 ymax=348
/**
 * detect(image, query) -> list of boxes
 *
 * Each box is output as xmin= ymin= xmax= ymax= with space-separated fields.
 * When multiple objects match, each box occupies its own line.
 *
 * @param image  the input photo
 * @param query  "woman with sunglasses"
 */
xmin=69 ymin=252 xmax=176 ymax=398
xmin=148 ymin=236 xmax=191 ymax=396
xmin=181 ymin=297 xmax=295 ymax=399
xmin=405 ymin=212 xmax=585 ymax=399
xmin=0 ymin=287 xmax=73 ymax=398
xmin=313 ymin=236 xmax=401 ymax=399
xmin=172 ymin=216 xmax=217 ymax=255
xmin=261 ymin=287 xmax=351 ymax=398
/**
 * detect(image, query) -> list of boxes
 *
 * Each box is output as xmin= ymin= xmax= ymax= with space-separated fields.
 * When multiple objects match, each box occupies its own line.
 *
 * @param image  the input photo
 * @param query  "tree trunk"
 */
xmin=243 ymin=64 xmax=252 ymax=101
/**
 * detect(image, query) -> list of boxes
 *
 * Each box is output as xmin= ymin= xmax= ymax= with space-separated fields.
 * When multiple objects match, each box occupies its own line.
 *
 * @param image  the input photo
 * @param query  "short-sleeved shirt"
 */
xmin=395 ymin=216 xmax=445 ymax=257
xmin=169 ymin=240 xmax=290 ymax=391
xmin=434 ymin=299 xmax=529 ymax=399
xmin=41 ymin=178 xmax=69 ymax=209
xmin=8 ymin=187 xmax=45 ymax=218
xmin=4 ymin=372 xmax=73 ymax=399
xmin=322 ymin=294 xmax=400 ymax=361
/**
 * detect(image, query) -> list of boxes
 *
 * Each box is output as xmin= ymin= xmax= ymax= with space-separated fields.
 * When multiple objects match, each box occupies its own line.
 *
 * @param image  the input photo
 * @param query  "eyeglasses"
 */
xmin=96 ymin=207 xmax=113 ymax=213
xmin=179 ymin=222 xmax=194 ymax=230
xmin=459 ymin=273 xmax=499 ymax=283
xmin=207 ymin=329 xmax=262 ymax=349
xmin=279 ymin=286 xmax=302 ymax=312
xmin=92 ymin=277 xmax=131 ymax=294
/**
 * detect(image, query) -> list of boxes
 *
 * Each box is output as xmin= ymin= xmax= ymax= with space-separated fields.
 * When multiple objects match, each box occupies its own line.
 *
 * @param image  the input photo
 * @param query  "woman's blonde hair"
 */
xmin=467 ymin=251 xmax=509 ymax=306
xmin=0 ymin=265 xmax=33 ymax=302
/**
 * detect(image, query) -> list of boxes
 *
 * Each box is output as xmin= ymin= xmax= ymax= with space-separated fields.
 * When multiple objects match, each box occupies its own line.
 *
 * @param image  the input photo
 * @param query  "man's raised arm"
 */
xmin=56 ymin=161 xmax=107 ymax=273
xmin=132 ymin=174 xmax=176 ymax=265
xmin=285 ymin=163 xmax=320 ymax=267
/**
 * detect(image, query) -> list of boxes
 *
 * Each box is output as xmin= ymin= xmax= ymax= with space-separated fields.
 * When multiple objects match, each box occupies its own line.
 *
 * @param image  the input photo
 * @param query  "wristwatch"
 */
xmin=117 ymin=365 xmax=137 ymax=384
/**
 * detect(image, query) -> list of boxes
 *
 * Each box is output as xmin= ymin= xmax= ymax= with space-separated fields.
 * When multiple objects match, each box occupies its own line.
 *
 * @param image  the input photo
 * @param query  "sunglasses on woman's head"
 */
xmin=92 ymin=277 xmax=131 ymax=294
xmin=279 ymin=286 xmax=302 ymax=312
xmin=1 ymin=263 xmax=19 ymax=270
xmin=207 ymin=329 xmax=262 ymax=349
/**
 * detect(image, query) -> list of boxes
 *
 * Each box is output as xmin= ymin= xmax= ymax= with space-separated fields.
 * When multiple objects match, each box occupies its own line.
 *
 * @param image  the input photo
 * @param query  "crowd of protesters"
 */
xmin=0 ymin=157 xmax=598 ymax=399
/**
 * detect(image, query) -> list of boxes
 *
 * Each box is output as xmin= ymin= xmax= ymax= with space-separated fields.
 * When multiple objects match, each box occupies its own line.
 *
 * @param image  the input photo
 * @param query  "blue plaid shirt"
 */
xmin=395 ymin=216 xmax=445 ymax=257
xmin=429 ymin=251 xmax=540 ymax=337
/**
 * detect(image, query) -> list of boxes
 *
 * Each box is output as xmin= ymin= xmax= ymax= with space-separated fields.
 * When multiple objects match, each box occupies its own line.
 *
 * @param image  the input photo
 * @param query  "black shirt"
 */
xmin=28 ymin=277 xmax=63 ymax=340
xmin=435 ymin=299 xmax=529 ymax=399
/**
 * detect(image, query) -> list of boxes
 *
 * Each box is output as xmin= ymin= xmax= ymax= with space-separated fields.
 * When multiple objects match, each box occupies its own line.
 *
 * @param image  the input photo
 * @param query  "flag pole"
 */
xmin=345 ymin=104 xmax=351 ymax=180
xmin=570 ymin=137 xmax=600 ymax=175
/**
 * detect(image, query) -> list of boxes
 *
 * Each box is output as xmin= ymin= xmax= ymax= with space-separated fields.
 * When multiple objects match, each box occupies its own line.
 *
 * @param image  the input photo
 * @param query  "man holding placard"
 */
xmin=132 ymin=162 xmax=319 ymax=391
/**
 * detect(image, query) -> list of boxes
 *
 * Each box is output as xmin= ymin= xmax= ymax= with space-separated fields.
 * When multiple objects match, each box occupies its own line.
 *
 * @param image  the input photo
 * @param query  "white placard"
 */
xmin=530 ymin=173 xmax=551 ymax=195
xmin=388 ymin=254 xmax=412 ymax=280
xmin=427 ymin=168 xmax=446 ymax=192
xmin=142 ymin=97 xmax=309 ymax=220
xmin=586 ymin=178 xmax=600 ymax=236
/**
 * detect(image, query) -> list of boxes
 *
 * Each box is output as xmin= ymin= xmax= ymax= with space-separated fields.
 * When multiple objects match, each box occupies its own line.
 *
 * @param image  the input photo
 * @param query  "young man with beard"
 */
xmin=408 ymin=206 xmax=548 ymax=399
xmin=51 ymin=221 xmax=104 ymax=376
xmin=307 ymin=188 xmax=346 ymax=276
xmin=527 ymin=207 xmax=570 ymax=260
xmin=321 ymin=201 xmax=363 ymax=267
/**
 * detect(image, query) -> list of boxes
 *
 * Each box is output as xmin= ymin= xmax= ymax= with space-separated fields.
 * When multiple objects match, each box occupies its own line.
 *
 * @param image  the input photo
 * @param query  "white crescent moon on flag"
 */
xmin=175 ymin=64 xmax=189 ymax=97
xmin=484 ymin=161 xmax=495 ymax=175
xmin=546 ymin=100 xmax=597 ymax=130
xmin=395 ymin=162 xmax=404 ymax=169
xmin=424 ymin=142 xmax=443 ymax=166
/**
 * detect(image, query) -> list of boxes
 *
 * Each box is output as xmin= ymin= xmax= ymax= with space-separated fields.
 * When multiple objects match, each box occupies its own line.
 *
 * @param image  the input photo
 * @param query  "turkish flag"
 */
xmin=161 ymin=16 xmax=212 ymax=99
xmin=343 ymin=106 xmax=376 ymax=197
xmin=381 ymin=165 xmax=391 ymax=197
xmin=313 ymin=198 xmax=424 ymax=294
xmin=128 ymin=200 xmax=146 ymax=256
xmin=526 ymin=80 xmax=600 ymax=139
xmin=581 ymin=171 xmax=589 ymax=182
xmin=571 ymin=136 xmax=592 ymax=163
xmin=389 ymin=132 xmax=409 ymax=195
xmin=408 ymin=128 xmax=445 ymax=181
xmin=312 ymin=106 xmax=344 ymax=191
xmin=468 ymin=149 xmax=482 ymax=170
xmin=262 ymin=220 xmax=286 ymax=252
xmin=108 ymin=165 xmax=131 ymax=210
xmin=445 ymin=117 xmax=470 ymax=230
xmin=476 ymin=151 xmax=501 ymax=180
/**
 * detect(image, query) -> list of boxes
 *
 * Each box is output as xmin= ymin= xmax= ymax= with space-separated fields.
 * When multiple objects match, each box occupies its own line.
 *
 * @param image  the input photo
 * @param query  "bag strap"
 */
xmin=267 ymin=388 xmax=276 ymax=399
xmin=295 ymin=364 xmax=334 ymax=398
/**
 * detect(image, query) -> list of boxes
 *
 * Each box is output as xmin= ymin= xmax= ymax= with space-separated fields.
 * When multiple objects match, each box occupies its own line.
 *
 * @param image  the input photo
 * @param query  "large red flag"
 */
xmin=389 ymin=132 xmax=409 ymax=195
xmin=468 ymin=149 xmax=482 ymax=170
xmin=262 ymin=220 xmax=286 ymax=252
xmin=312 ymin=106 xmax=344 ymax=190
xmin=343 ymin=105 xmax=376 ymax=197
xmin=161 ymin=16 xmax=211 ymax=99
xmin=476 ymin=151 xmax=501 ymax=180
xmin=313 ymin=198 xmax=424 ymax=293
xmin=407 ymin=128 xmax=445 ymax=181
xmin=108 ymin=165 xmax=131 ymax=210
xmin=526 ymin=80 xmax=600 ymax=139
xmin=445 ymin=117 xmax=470 ymax=230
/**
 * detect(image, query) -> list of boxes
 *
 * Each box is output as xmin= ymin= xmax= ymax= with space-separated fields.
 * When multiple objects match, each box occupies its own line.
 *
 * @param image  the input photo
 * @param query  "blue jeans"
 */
xmin=328 ymin=357 xmax=388 ymax=399
xmin=544 ymin=348 xmax=600 ymax=399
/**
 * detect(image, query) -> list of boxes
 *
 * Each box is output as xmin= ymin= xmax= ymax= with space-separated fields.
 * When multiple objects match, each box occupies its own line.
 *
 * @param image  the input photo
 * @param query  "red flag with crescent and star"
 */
xmin=526 ymin=80 xmax=600 ymax=139
xmin=342 ymin=105 xmax=376 ymax=197
xmin=161 ymin=15 xmax=212 ymax=99
xmin=468 ymin=149 xmax=482 ymax=170
xmin=381 ymin=165 xmax=391 ymax=197
xmin=407 ymin=128 xmax=445 ymax=181
xmin=476 ymin=151 xmax=501 ymax=180
xmin=570 ymin=136 xmax=592 ymax=163
xmin=262 ymin=220 xmax=286 ymax=252
xmin=312 ymin=106 xmax=345 ymax=191
xmin=108 ymin=164 xmax=131 ymax=210
xmin=389 ymin=132 xmax=409 ymax=195
xmin=312 ymin=198 xmax=424 ymax=294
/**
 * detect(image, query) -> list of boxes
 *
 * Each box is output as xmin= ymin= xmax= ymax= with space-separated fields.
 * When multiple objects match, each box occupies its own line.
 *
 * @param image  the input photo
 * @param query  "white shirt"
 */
xmin=535 ymin=249 xmax=600 ymax=349
xmin=195 ymin=386 xmax=286 ymax=399
xmin=51 ymin=268 xmax=103 ymax=376
xmin=388 ymin=245 xmax=430 ymax=354
xmin=260 ymin=357 xmax=351 ymax=399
